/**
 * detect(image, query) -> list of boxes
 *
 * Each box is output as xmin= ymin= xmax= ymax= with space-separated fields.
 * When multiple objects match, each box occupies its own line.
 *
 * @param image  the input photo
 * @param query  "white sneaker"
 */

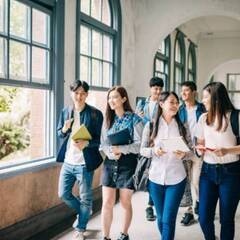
xmin=73 ymin=230 xmax=85 ymax=240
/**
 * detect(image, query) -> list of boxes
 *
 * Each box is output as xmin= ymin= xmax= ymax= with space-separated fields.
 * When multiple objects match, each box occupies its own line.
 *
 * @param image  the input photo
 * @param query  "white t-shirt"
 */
xmin=195 ymin=113 xmax=238 ymax=164
xmin=64 ymin=111 xmax=85 ymax=165
xmin=186 ymin=106 xmax=197 ymax=142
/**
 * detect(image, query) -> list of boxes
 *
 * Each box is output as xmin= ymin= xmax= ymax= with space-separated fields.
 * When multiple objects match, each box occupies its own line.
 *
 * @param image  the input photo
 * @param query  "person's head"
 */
xmin=70 ymin=80 xmax=89 ymax=106
xmin=202 ymin=82 xmax=234 ymax=131
xmin=149 ymin=77 xmax=164 ymax=101
xmin=181 ymin=81 xmax=197 ymax=102
xmin=106 ymin=86 xmax=133 ymax=128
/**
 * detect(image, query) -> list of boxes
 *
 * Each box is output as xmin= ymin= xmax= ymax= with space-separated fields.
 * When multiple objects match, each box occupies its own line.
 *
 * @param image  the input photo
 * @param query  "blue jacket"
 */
xmin=179 ymin=101 xmax=205 ymax=124
xmin=56 ymin=104 xmax=103 ymax=172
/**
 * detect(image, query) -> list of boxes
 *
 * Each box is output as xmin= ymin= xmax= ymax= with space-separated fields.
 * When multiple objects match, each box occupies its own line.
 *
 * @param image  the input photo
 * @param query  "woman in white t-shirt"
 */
xmin=195 ymin=82 xmax=240 ymax=240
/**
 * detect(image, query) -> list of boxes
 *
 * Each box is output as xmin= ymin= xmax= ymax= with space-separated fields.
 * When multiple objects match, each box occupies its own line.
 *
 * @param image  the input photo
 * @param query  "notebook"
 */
xmin=107 ymin=128 xmax=133 ymax=145
xmin=161 ymin=136 xmax=190 ymax=152
xmin=71 ymin=124 xmax=92 ymax=141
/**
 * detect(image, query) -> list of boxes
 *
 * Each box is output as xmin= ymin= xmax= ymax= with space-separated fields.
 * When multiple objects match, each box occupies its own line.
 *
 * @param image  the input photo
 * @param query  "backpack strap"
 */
xmin=230 ymin=109 xmax=240 ymax=145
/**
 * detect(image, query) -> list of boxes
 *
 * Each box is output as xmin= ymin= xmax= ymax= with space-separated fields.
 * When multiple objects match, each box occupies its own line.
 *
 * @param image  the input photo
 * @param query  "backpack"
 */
xmin=230 ymin=109 xmax=240 ymax=145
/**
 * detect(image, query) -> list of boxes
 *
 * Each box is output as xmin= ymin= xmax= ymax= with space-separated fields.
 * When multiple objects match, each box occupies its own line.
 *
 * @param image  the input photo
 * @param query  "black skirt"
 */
xmin=102 ymin=153 xmax=138 ymax=190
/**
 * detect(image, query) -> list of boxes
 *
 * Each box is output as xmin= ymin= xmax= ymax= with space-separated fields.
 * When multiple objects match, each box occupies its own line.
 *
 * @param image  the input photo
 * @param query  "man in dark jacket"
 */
xmin=57 ymin=80 xmax=103 ymax=240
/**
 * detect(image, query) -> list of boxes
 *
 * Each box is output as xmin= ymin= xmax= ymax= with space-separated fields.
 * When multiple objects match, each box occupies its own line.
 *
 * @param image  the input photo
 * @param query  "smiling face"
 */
xmin=108 ymin=90 xmax=126 ymax=111
xmin=150 ymin=85 xmax=162 ymax=101
xmin=181 ymin=85 xmax=196 ymax=102
xmin=160 ymin=94 xmax=179 ymax=117
xmin=71 ymin=86 xmax=88 ymax=107
xmin=202 ymin=89 xmax=211 ymax=111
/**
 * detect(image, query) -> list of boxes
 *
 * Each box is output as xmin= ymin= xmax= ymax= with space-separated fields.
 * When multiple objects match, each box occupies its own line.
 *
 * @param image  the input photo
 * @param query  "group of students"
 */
xmin=56 ymin=78 xmax=240 ymax=240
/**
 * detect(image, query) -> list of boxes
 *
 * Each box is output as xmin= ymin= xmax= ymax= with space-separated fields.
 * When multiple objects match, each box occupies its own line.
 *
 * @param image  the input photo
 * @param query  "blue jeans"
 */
xmin=58 ymin=163 xmax=94 ymax=231
xmin=199 ymin=161 xmax=240 ymax=240
xmin=149 ymin=178 xmax=186 ymax=240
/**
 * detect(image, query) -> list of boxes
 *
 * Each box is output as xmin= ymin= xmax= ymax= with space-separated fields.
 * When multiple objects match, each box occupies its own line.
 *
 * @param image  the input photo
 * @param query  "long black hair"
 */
xmin=150 ymin=91 xmax=187 ymax=145
xmin=203 ymin=82 xmax=234 ymax=131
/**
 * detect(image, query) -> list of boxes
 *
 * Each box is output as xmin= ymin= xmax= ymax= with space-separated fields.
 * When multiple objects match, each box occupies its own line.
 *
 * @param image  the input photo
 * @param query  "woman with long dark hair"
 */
xmin=195 ymin=82 xmax=240 ymax=240
xmin=100 ymin=86 xmax=143 ymax=240
xmin=140 ymin=91 xmax=193 ymax=240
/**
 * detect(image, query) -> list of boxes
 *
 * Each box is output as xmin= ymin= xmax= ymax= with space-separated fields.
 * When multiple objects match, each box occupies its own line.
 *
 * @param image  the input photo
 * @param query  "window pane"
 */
xmin=80 ymin=55 xmax=89 ymax=82
xmin=188 ymin=72 xmax=193 ymax=82
xmin=0 ymin=0 xmax=7 ymax=34
xmin=80 ymin=25 xmax=90 ymax=55
xmin=32 ymin=47 xmax=49 ymax=84
xmin=10 ymin=0 xmax=30 ymax=40
xmin=228 ymin=74 xmax=240 ymax=91
xmin=32 ymin=9 xmax=50 ymax=46
xmin=91 ymin=0 xmax=101 ymax=22
xmin=188 ymin=52 xmax=193 ymax=70
xmin=102 ymin=0 xmax=111 ymax=26
xmin=9 ymin=40 xmax=29 ymax=81
xmin=103 ymin=35 xmax=112 ymax=61
xmin=175 ymin=40 xmax=181 ymax=63
xmin=0 ymin=37 xmax=7 ymax=78
xmin=158 ymin=40 xmax=165 ymax=55
xmin=92 ymin=59 xmax=101 ymax=86
xmin=80 ymin=0 xmax=90 ymax=15
xmin=92 ymin=30 xmax=102 ymax=59
xmin=103 ymin=62 xmax=111 ymax=87
xmin=0 ymin=86 xmax=52 ymax=168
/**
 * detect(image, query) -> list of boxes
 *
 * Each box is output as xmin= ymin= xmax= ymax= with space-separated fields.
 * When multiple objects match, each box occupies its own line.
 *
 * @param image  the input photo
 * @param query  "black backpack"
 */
xmin=230 ymin=109 xmax=240 ymax=145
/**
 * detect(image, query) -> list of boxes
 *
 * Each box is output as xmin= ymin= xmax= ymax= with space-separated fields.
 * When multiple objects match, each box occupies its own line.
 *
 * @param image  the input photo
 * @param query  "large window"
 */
xmin=154 ymin=35 xmax=170 ymax=90
xmin=77 ymin=0 xmax=121 ymax=89
xmin=0 ymin=0 xmax=62 ymax=169
xmin=187 ymin=42 xmax=196 ymax=82
xmin=174 ymin=31 xmax=185 ymax=96
xmin=227 ymin=73 xmax=240 ymax=109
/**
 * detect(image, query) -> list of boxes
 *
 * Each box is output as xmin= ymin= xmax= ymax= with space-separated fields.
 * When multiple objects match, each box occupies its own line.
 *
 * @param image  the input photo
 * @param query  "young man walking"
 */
xmin=57 ymin=80 xmax=103 ymax=240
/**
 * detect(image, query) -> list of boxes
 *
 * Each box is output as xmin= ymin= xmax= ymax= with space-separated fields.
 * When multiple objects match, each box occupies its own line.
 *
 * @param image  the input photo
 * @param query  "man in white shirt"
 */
xmin=179 ymin=81 xmax=205 ymax=226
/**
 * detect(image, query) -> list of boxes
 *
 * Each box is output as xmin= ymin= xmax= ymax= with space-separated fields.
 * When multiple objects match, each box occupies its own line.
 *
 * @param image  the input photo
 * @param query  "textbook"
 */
xmin=161 ymin=136 xmax=190 ymax=152
xmin=107 ymin=128 xmax=133 ymax=145
xmin=71 ymin=124 xmax=92 ymax=141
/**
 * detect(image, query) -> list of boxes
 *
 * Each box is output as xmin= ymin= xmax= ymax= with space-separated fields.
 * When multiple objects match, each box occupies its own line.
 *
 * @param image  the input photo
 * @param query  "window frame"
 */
xmin=153 ymin=35 xmax=171 ymax=90
xmin=76 ymin=0 xmax=121 ymax=90
xmin=187 ymin=42 xmax=197 ymax=83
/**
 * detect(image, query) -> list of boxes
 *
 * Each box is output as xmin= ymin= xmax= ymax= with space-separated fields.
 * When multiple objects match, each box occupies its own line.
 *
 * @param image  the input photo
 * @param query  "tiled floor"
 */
xmin=52 ymin=191 xmax=240 ymax=240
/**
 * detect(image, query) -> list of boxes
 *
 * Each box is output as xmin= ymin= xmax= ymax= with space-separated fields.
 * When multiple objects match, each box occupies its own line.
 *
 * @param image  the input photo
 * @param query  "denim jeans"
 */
xmin=58 ymin=163 xmax=94 ymax=231
xmin=199 ymin=161 xmax=240 ymax=240
xmin=148 ymin=178 xmax=186 ymax=240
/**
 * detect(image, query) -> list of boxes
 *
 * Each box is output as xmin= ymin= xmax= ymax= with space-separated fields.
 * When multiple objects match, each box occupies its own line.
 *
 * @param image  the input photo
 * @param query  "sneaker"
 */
xmin=146 ymin=206 xmax=156 ymax=221
xmin=194 ymin=201 xmax=199 ymax=215
xmin=180 ymin=213 xmax=195 ymax=226
xmin=73 ymin=230 xmax=85 ymax=240
xmin=117 ymin=232 xmax=129 ymax=240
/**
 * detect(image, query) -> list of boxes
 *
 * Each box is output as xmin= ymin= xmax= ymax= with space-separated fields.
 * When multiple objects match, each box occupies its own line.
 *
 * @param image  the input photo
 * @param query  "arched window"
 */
xmin=174 ymin=31 xmax=185 ymax=96
xmin=77 ymin=0 xmax=121 ymax=89
xmin=154 ymin=35 xmax=171 ymax=90
xmin=187 ymin=42 xmax=196 ymax=82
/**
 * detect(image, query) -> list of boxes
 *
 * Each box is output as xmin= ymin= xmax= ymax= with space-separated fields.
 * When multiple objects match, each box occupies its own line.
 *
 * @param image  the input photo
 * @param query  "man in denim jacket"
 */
xmin=57 ymin=80 xmax=103 ymax=240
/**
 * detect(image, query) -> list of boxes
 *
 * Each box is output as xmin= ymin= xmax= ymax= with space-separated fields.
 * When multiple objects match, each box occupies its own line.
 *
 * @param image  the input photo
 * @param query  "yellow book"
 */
xmin=71 ymin=124 xmax=92 ymax=141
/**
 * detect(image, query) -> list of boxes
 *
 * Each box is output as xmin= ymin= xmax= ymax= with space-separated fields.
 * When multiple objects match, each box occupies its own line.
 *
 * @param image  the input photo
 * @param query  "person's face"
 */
xmin=108 ymin=90 xmax=126 ymax=111
xmin=202 ymin=89 xmax=211 ymax=111
xmin=71 ymin=87 xmax=88 ymax=106
xmin=150 ymin=86 xmax=162 ymax=101
xmin=160 ymin=94 xmax=179 ymax=117
xmin=181 ymin=86 xmax=196 ymax=102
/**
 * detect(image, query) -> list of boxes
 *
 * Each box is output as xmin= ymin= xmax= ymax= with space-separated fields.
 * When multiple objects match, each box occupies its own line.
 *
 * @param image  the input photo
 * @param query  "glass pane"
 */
xmin=91 ymin=0 xmax=101 ymax=22
xmin=80 ymin=25 xmax=90 ymax=55
xmin=80 ymin=55 xmax=89 ymax=82
xmin=81 ymin=0 xmax=90 ymax=15
xmin=92 ymin=30 xmax=102 ymax=59
xmin=0 ymin=86 xmax=52 ymax=168
xmin=158 ymin=40 xmax=165 ymax=55
xmin=32 ymin=9 xmax=50 ymax=46
xmin=229 ymin=93 xmax=240 ymax=109
xmin=92 ymin=59 xmax=101 ymax=86
xmin=0 ymin=0 xmax=7 ymax=34
xmin=10 ymin=0 xmax=30 ymax=40
xmin=32 ymin=47 xmax=49 ymax=84
xmin=155 ymin=59 xmax=161 ymax=71
xmin=188 ymin=52 xmax=193 ymax=69
xmin=103 ymin=35 xmax=112 ymax=61
xmin=102 ymin=0 xmax=111 ymax=26
xmin=228 ymin=74 xmax=240 ymax=91
xmin=0 ymin=37 xmax=7 ymax=78
xmin=103 ymin=62 xmax=111 ymax=87
xmin=9 ymin=41 xmax=29 ymax=81
xmin=188 ymin=72 xmax=193 ymax=82
xmin=175 ymin=40 xmax=181 ymax=63
xmin=165 ymin=38 xmax=170 ymax=57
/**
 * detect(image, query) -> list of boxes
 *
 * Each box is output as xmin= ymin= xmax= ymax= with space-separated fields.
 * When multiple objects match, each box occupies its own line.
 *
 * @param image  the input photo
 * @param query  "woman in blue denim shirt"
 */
xmin=101 ymin=86 xmax=143 ymax=240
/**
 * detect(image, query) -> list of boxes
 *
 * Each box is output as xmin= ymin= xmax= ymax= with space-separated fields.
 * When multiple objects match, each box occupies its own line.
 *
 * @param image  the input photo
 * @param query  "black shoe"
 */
xmin=117 ymin=232 xmax=129 ymax=240
xmin=180 ymin=213 xmax=195 ymax=226
xmin=146 ymin=206 xmax=156 ymax=221
xmin=194 ymin=201 xmax=199 ymax=215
